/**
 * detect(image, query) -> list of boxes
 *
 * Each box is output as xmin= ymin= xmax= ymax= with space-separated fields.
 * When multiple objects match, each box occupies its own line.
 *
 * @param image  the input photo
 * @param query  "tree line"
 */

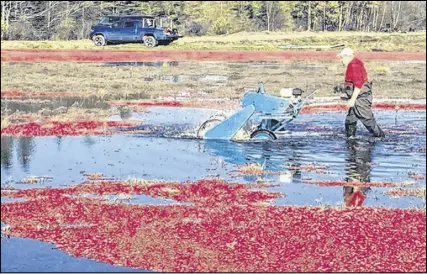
xmin=1 ymin=1 xmax=426 ymax=40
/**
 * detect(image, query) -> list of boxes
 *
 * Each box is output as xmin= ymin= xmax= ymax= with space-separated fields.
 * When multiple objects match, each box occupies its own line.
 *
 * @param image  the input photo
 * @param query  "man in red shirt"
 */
xmin=336 ymin=48 xmax=385 ymax=138
xmin=343 ymin=138 xmax=375 ymax=207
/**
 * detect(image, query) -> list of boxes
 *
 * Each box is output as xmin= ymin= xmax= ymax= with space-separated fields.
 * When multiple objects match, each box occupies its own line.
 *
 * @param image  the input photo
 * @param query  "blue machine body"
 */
xmin=204 ymin=105 xmax=256 ymax=140
xmin=241 ymin=92 xmax=290 ymax=114
xmin=202 ymin=83 xmax=315 ymax=141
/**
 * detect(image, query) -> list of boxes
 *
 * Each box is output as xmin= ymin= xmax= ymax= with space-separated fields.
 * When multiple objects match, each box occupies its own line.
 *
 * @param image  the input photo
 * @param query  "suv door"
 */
xmin=107 ymin=22 xmax=123 ymax=41
xmin=121 ymin=21 xmax=137 ymax=41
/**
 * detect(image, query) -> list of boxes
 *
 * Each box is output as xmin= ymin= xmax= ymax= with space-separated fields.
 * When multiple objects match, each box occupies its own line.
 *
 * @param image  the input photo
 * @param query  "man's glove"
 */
xmin=333 ymin=84 xmax=346 ymax=94
xmin=334 ymin=84 xmax=351 ymax=100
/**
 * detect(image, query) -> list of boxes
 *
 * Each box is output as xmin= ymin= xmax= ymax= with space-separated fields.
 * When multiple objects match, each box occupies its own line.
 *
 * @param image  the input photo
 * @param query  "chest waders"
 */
xmin=344 ymin=82 xmax=385 ymax=138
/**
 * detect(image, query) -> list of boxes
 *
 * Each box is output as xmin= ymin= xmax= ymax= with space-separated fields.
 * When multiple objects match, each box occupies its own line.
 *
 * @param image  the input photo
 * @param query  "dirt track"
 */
xmin=1 ymin=49 xmax=426 ymax=62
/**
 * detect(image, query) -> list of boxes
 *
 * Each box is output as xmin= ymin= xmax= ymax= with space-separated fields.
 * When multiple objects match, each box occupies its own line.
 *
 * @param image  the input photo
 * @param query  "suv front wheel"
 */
xmin=93 ymin=35 xmax=106 ymax=46
xmin=143 ymin=36 xmax=157 ymax=48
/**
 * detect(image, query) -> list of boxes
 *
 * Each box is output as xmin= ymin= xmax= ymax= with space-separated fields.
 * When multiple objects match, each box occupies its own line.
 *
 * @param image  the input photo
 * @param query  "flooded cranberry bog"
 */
xmin=1 ymin=49 xmax=426 ymax=272
xmin=2 ymin=49 xmax=426 ymax=62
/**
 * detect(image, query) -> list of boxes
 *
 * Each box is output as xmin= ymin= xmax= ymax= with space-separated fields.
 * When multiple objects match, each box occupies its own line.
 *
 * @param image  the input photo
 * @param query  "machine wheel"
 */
xmin=197 ymin=118 xmax=223 ymax=139
xmin=250 ymin=129 xmax=277 ymax=141
xmin=143 ymin=36 xmax=158 ymax=48
xmin=93 ymin=35 xmax=106 ymax=46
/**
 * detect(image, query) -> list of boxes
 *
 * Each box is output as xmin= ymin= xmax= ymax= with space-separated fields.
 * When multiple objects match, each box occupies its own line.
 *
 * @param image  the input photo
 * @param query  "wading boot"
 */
xmin=345 ymin=123 xmax=357 ymax=139
xmin=372 ymin=125 xmax=386 ymax=138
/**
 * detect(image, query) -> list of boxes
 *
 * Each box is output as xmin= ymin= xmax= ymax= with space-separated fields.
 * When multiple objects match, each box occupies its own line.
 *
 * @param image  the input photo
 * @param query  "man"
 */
xmin=335 ymin=48 xmax=385 ymax=138
xmin=343 ymin=138 xmax=375 ymax=207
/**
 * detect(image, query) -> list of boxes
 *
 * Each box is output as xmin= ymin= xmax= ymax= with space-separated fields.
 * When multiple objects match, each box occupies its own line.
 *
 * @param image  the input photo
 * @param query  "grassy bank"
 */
xmin=1 ymin=31 xmax=426 ymax=52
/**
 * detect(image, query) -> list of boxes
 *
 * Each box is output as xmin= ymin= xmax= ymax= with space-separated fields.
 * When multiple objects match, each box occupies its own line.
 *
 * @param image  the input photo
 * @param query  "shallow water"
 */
xmin=104 ymin=61 xmax=180 ymax=67
xmin=143 ymin=74 xmax=229 ymax=84
xmin=1 ymin=236 xmax=148 ymax=272
xmin=1 ymin=108 xmax=425 ymax=209
xmin=1 ymin=96 xmax=110 ymax=115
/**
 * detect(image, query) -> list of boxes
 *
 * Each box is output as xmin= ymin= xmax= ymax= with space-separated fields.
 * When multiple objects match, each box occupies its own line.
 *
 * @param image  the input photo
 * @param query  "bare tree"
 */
xmin=307 ymin=1 xmax=311 ymax=31
xmin=1 ymin=1 xmax=12 ymax=38
xmin=265 ymin=1 xmax=273 ymax=31
xmin=391 ymin=1 xmax=402 ymax=29
xmin=338 ymin=2 xmax=345 ymax=31
xmin=47 ymin=1 xmax=51 ymax=31
xmin=378 ymin=1 xmax=387 ymax=31
xmin=343 ymin=1 xmax=354 ymax=30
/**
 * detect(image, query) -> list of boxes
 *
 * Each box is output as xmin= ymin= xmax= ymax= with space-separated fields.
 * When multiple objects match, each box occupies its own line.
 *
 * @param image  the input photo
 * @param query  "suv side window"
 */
xmin=109 ymin=17 xmax=120 ymax=23
xmin=143 ymin=19 xmax=155 ymax=28
xmin=124 ymin=21 xmax=135 ymax=28
xmin=112 ymin=22 xmax=122 ymax=28
xmin=99 ymin=16 xmax=119 ymax=24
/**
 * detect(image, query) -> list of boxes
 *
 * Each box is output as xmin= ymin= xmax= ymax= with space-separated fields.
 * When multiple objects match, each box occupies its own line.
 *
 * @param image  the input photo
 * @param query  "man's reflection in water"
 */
xmin=344 ymin=139 xmax=376 ymax=207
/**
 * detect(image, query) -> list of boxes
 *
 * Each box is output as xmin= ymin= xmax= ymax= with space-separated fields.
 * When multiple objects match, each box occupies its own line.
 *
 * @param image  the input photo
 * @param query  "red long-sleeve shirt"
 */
xmin=345 ymin=57 xmax=368 ymax=89
xmin=344 ymin=187 xmax=367 ymax=207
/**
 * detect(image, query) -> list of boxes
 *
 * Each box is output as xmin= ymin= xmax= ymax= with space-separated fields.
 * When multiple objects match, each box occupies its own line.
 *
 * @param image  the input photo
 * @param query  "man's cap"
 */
xmin=337 ymin=47 xmax=354 ymax=57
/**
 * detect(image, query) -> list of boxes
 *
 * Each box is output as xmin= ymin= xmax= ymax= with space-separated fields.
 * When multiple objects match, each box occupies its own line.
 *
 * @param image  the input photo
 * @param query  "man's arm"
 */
xmin=348 ymin=87 xmax=361 ymax=108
